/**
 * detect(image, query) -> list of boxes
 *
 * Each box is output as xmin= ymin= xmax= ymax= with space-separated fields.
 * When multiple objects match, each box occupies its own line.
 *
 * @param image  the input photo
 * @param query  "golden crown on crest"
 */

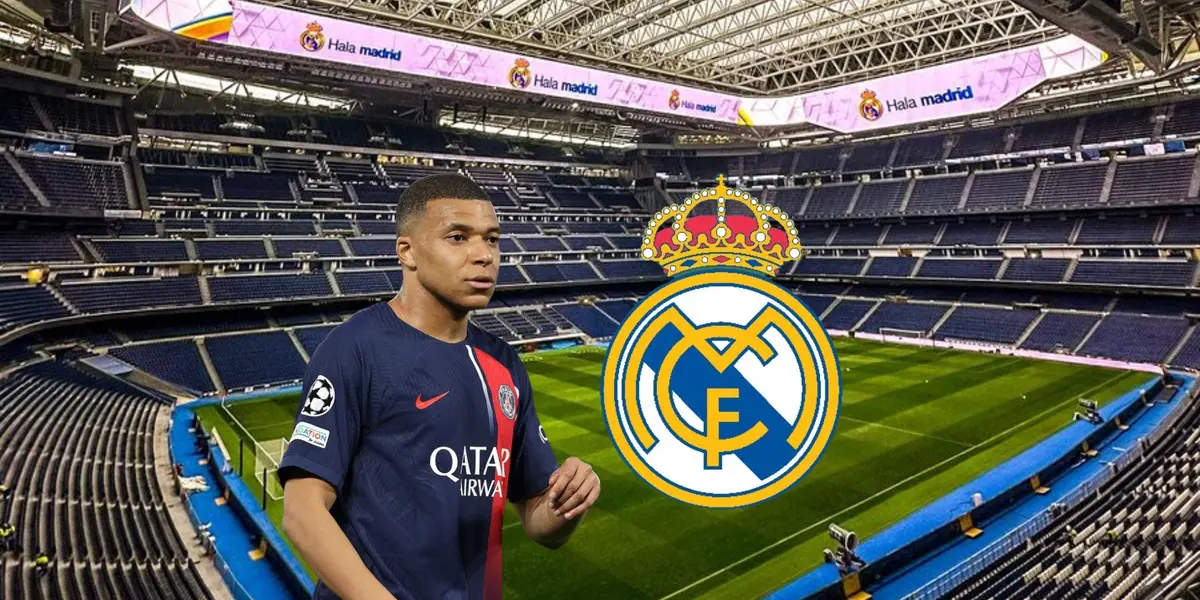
xmin=640 ymin=174 xmax=804 ymax=278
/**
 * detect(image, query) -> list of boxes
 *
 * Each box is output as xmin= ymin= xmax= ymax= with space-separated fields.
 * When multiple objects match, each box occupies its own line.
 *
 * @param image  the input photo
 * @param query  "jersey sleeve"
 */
xmin=507 ymin=360 xmax=560 ymax=503
xmin=278 ymin=330 xmax=366 ymax=495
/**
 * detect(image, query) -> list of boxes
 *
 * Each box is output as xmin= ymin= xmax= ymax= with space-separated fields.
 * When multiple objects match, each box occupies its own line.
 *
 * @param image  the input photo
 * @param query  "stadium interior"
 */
xmin=3 ymin=0 xmax=1200 ymax=598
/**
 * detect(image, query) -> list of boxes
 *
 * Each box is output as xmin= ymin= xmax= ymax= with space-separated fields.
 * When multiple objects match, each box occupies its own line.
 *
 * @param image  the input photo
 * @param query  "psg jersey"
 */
xmin=278 ymin=301 xmax=560 ymax=600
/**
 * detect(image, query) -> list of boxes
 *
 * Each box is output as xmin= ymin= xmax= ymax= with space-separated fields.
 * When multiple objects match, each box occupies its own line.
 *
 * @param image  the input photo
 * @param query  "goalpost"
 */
xmin=254 ymin=438 xmax=289 ymax=501
xmin=878 ymin=327 xmax=927 ymax=342
xmin=218 ymin=399 xmax=291 ymax=502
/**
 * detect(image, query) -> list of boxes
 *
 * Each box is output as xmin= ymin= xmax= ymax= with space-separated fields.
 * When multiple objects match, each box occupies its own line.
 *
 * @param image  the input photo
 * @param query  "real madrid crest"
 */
xmin=300 ymin=22 xmax=326 ymax=53
xmin=859 ymin=89 xmax=883 ymax=121
xmin=600 ymin=175 xmax=842 ymax=509
xmin=509 ymin=58 xmax=532 ymax=89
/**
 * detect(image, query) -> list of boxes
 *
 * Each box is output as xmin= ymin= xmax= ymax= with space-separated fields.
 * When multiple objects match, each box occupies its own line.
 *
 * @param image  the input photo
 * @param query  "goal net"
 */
xmin=253 ymin=437 xmax=289 ymax=501
xmin=879 ymin=328 xmax=927 ymax=341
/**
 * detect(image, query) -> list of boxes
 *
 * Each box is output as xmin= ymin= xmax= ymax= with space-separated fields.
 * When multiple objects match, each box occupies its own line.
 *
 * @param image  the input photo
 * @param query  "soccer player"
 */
xmin=279 ymin=174 xmax=600 ymax=600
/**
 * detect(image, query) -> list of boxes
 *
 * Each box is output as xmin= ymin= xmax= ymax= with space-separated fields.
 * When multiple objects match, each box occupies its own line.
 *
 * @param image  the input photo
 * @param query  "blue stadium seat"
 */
xmin=0 ymin=285 xmax=71 ymax=331
xmin=1020 ymin=312 xmax=1099 ymax=352
xmin=934 ymin=306 xmax=1039 ymax=345
xmin=206 ymin=331 xmax=306 ymax=389
xmin=207 ymin=273 xmax=332 ymax=303
xmin=1079 ymin=314 xmax=1188 ymax=362
xmin=110 ymin=340 xmax=215 ymax=394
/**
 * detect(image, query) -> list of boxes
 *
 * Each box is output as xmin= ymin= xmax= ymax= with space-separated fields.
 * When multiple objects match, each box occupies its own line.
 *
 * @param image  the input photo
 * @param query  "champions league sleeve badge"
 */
xmin=601 ymin=175 xmax=842 ymax=509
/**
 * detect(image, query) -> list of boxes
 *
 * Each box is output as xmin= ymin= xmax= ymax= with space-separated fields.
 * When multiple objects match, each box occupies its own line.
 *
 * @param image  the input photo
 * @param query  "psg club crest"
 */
xmin=300 ymin=22 xmax=326 ymax=53
xmin=600 ymin=175 xmax=842 ymax=509
xmin=859 ymin=89 xmax=883 ymax=121
xmin=498 ymin=384 xmax=517 ymax=420
xmin=509 ymin=58 xmax=532 ymax=89
xmin=302 ymin=375 xmax=336 ymax=418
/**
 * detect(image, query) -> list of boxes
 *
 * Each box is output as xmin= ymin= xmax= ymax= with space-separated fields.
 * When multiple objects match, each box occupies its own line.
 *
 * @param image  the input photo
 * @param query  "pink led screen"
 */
xmin=800 ymin=46 xmax=1048 ymax=134
xmin=126 ymin=0 xmax=1106 ymax=132
xmin=225 ymin=1 xmax=742 ymax=124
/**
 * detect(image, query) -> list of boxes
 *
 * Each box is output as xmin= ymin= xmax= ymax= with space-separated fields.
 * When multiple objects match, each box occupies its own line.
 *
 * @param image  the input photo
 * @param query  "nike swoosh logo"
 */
xmin=415 ymin=392 xmax=450 ymax=410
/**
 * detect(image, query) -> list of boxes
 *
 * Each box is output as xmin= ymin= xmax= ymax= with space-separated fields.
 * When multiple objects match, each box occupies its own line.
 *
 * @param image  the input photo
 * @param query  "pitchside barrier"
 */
xmin=172 ymin=395 xmax=315 ymax=600
xmin=782 ymin=370 xmax=1196 ymax=600
xmin=901 ymin=388 xmax=1191 ymax=600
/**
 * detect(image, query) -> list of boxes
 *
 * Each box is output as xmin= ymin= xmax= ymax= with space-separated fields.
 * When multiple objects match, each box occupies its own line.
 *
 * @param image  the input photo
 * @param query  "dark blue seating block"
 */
xmin=859 ymin=302 xmax=948 ymax=334
xmin=0 ymin=285 xmax=71 ymax=330
xmin=206 ymin=331 xmax=306 ymax=389
xmin=335 ymin=271 xmax=394 ymax=295
xmin=1080 ymin=314 xmax=1188 ymax=363
xmin=518 ymin=237 xmax=568 ymax=252
xmin=1020 ymin=312 xmax=1100 ymax=352
xmin=58 ymin=278 xmax=202 ymax=313
xmin=917 ymin=260 xmax=1000 ymax=280
xmin=595 ymin=299 xmax=635 ymax=323
xmin=935 ymin=306 xmax=1039 ymax=345
xmin=349 ymin=238 xmax=396 ymax=257
xmin=295 ymin=325 xmax=338 ymax=356
xmin=110 ymin=341 xmax=215 ymax=393
xmin=1002 ymin=259 xmax=1069 ymax=282
xmin=1004 ymin=219 xmax=1074 ymax=244
xmin=273 ymin=238 xmax=346 ymax=257
xmin=794 ymin=258 xmax=865 ymax=276
xmin=866 ymin=257 xmax=917 ymax=277
xmin=523 ymin=264 xmax=566 ymax=283
xmin=797 ymin=295 xmax=836 ymax=317
xmin=1070 ymin=261 xmax=1195 ymax=287
xmin=559 ymin=262 xmax=599 ymax=281
xmin=499 ymin=265 xmax=528 ymax=285
xmin=821 ymin=299 xmax=876 ymax=330
xmin=0 ymin=231 xmax=81 ymax=263
xmin=553 ymin=304 xmax=618 ymax=338
xmin=92 ymin=240 xmax=189 ymax=263
xmin=208 ymin=273 xmax=332 ymax=303
xmin=596 ymin=260 xmax=665 ymax=279
xmin=194 ymin=240 xmax=269 ymax=260
xmin=213 ymin=220 xmax=316 ymax=236
xmin=1172 ymin=330 xmax=1200 ymax=369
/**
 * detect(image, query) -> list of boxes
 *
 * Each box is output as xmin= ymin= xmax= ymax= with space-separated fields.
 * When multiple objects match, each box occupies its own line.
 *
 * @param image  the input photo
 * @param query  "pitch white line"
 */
xmin=840 ymin=416 xmax=973 ymax=449
xmin=656 ymin=369 xmax=1137 ymax=600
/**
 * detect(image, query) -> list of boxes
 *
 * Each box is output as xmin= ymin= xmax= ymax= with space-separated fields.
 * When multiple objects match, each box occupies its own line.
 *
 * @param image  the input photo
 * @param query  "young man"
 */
xmin=279 ymin=173 xmax=599 ymax=600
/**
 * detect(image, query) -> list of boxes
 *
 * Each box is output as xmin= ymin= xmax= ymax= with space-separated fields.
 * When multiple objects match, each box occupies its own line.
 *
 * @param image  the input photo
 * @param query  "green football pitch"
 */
xmin=192 ymin=338 xmax=1149 ymax=600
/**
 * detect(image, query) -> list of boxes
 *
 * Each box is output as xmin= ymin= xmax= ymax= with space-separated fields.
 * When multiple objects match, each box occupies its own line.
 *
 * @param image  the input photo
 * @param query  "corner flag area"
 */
xmin=194 ymin=340 xmax=1147 ymax=599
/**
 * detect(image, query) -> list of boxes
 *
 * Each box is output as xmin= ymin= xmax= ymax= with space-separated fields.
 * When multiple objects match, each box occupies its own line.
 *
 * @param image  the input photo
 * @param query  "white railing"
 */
xmin=901 ymin=441 xmax=1146 ymax=600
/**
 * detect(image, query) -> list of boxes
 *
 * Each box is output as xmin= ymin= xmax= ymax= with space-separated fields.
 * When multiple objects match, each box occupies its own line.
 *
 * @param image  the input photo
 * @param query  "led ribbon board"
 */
xmin=738 ymin=36 xmax=1108 ymax=131
xmin=126 ymin=0 xmax=744 ymax=124
xmin=126 ymin=0 xmax=1106 ymax=131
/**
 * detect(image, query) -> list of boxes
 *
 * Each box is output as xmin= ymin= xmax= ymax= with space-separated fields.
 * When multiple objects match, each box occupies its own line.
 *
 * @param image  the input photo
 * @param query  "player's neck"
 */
xmin=388 ymin=287 xmax=470 ymax=344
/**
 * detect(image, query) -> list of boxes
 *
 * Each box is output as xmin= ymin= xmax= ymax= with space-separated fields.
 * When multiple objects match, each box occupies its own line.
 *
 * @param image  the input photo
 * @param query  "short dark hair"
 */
xmin=395 ymin=173 xmax=491 ymax=236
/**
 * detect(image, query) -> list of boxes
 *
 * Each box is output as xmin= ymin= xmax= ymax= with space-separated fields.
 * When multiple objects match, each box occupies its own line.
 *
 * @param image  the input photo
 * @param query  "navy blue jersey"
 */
xmin=278 ymin=302 xmax=559 ymax=600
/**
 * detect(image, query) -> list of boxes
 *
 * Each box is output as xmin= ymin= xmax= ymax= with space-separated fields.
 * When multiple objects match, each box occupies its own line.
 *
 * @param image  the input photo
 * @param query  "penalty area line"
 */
xmin=839 ymin=416 xmax=973 ymax=449
xmin=656 ymin=369 xmax=1136 ymax=600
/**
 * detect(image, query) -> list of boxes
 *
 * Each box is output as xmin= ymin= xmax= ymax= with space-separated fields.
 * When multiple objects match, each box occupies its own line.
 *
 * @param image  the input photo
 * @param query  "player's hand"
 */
xmin=547 ymin=457 xmax=599 ymax=520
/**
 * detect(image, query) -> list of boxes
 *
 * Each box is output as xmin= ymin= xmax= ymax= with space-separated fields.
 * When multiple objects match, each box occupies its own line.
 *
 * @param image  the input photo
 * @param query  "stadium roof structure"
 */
xmin=243 ymin=0 xmax=1061 ymax=96
xmin=9 ymin=0 xmax=1200 ymax=144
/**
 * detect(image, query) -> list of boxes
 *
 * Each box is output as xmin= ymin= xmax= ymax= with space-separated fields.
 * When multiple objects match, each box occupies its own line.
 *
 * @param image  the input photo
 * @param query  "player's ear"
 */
xmin=396 ymin=235 xmax=416 ymax=269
